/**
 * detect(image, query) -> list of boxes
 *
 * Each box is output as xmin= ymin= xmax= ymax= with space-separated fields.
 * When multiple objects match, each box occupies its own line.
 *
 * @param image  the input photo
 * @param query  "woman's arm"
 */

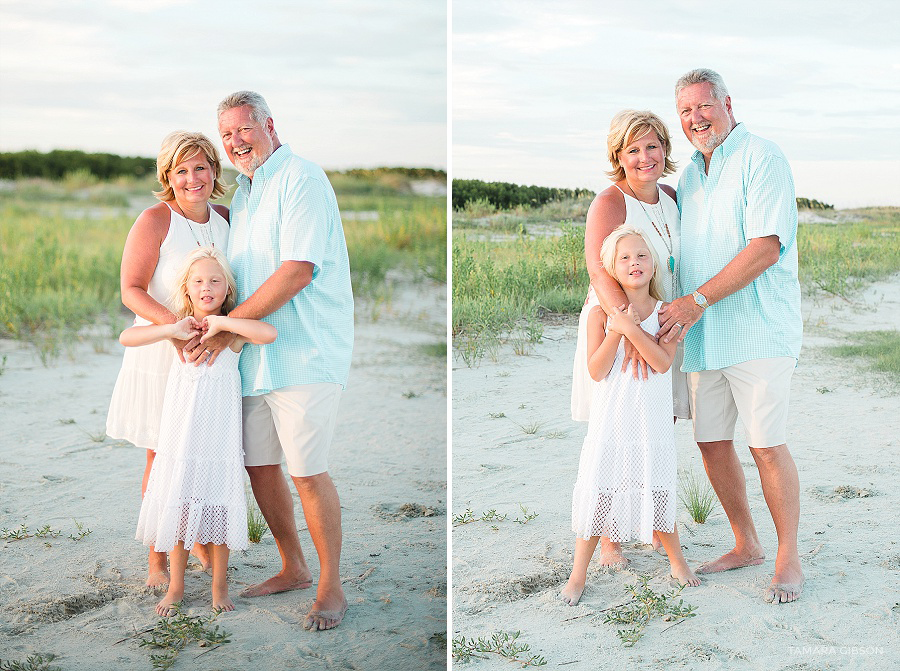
xmin=120 ymin=317 xmax=200 ymax=347
xmin=584 ymin=189 xmax=628 ymax=314
xmin=201 ymin=315 xmax=277 ymax=346
xmin=120 ymin=205 xmax=177 ymax=325
xmin=586 ymin=306 xmax=622 ymax=381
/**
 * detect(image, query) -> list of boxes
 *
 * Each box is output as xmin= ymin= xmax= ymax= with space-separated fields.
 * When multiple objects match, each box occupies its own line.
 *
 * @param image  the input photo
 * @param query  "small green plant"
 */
xmin=1 ymin=524 xmax=30 ymax=540
xmin=0 ymin=354 xmax=7 ymax=376
xmin=452 ymin=508 xmax=509 ymax=526
xmin=515 ymin=420 xmax=543 ymax=435
xmin=678 ymin=469 xmax=717 ymax=524
xmin=513 ymin=504 xmax=539 ymax=525
xmin=604 ymin=575 xmax=697 ymax=646
xmin=83 ymin=428 xmax=107 ymax=443
xmin=488 ymin=412 xmax=506 ymax=419
xmin=34 ymin=525 xmax=61 ymax=538
xmin=137 ymin=605 xmax=231 ymax=671
xmin=402 ymin=390 xmax=420 ymax=399
xmin=544 ymin=430 xmax=568 ymax=439
xmin=828 ymin=330 xmax=900 ymax=382
xmin=816 ymin=386 xmax=833 ymax=394
xmin=452 ymin=630 xmax=547 ymax=666
xmin=68 ymin=520 xmax=92 ymax=541
xmin=246 ymin=498 xmax=269 ymax=544
xmin=0 ymin=653 xmax=61 ymax=671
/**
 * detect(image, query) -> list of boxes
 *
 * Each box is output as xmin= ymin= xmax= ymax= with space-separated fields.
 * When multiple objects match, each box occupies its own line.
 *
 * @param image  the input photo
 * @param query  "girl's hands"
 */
xmin=170 ymin=316 xmax=201 ymax=340
xmin=607 ymin=304 xmax=640 ymax=335
xmin=199 ymin=315 xmax=223 ymax=343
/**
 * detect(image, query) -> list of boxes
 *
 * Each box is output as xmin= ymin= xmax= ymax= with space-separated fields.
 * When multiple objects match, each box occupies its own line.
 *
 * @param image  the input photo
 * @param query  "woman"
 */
xmin=106 ymin=131 xmax=230 ymax=587
xmin=570 ymin=109 xmax=690 ymax=564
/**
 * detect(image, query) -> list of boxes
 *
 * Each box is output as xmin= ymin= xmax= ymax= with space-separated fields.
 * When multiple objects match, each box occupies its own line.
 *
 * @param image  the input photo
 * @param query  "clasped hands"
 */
xmin=170 ymin=316 xmax=236 ymax=365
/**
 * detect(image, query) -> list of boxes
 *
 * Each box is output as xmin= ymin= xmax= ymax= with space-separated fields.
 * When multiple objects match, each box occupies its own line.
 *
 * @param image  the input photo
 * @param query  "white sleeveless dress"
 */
xmin=571 ymin=302 xmax=676 ymax=542
xmin=571 ymin=186 xmax=689 ymax=421
xmin=136 ymin=346 xmax=249 ymax=552
xmin=106 ymin=205 xmax=229 ymax=449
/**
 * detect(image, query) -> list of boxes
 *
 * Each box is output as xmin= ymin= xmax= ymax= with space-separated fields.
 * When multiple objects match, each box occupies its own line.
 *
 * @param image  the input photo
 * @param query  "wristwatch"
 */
xmin=692 ymin=290 xmax=710 ymax=309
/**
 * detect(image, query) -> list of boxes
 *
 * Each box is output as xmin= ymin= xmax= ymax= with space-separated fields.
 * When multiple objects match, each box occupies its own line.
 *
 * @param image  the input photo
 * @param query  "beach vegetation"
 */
xmin=678 ymin=469 xmax=718 ymax=524
xmin=0 ymin=167 xmax=445 ymax=363
xmin=246 ymin=497 xmax=269 ymax=544
xmin=827 ymin=329 xmax=900 ymax=386
xmin=452 ymin=630 xmax=547 ymax=667
xmin=136 ymin=605 xmax=231 ymax=671
xmin=67 ymin=520 xmax=92 ymax=541
xmin=0 ymin=654 xmax=61 ymax=671
xmin=513 ymin=504 xmax=539 ymax=524
xmin=603 ymin=575 xmax=697 ymax=647
xmin=453 ymin=202 xmax=900 ymax=366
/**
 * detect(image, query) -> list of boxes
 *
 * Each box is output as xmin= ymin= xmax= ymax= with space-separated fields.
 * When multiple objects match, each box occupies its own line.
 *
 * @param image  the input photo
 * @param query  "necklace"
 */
xmin=171 ymin=201 xmax=214 ymax=248
xmin=625 ymin=182 xmax=676 ymax=297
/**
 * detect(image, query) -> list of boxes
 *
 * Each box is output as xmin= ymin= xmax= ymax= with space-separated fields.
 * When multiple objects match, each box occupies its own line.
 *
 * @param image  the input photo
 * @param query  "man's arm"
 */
xmin=186 ymin=261 xmax=313 ymax=363
xmin=659 ymin=234 xmax=781 ymax=342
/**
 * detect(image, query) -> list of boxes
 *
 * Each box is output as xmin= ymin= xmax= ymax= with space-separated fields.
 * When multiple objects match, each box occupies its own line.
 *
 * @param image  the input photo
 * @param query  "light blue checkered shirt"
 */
xmin=227 ymin=145 xmax=354 ymax=396
xmin=677 ymin=123 xmax=802 ymax=372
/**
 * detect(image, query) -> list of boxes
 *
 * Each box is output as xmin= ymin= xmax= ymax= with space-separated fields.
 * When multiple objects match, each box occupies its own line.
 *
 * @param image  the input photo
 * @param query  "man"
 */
xmin=658 ymin=69 xmax=804 ymax=604
xmin=199 ymin=90 xmax=353 ymax=629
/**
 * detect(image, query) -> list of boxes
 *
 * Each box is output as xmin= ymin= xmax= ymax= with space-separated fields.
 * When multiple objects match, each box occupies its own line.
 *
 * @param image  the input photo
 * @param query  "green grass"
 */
xmin=452 ymin=204 xmax=900 ymax=366
xmin=827 ymin=330 xmax=900 ymax=381
xmin=0 ymin=172 xmax=445 ymax=362
xmin=678 ymin=469 xmax=717 ymax=524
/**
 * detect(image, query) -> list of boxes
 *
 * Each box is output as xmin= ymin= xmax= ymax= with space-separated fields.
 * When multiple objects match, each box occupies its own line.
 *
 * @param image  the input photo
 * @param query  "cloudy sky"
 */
xmin=0 ymin=0 xmax=446 ymax=170
xmin=453 ymin=1 xmax=900 ymax=208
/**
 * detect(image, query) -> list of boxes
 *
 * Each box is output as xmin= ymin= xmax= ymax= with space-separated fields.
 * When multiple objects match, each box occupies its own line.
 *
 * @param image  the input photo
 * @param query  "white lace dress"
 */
xmin=136 ymin=346 xmax=248 ymax=552
xmin=571 ymin=303 xmax=676 ymax=542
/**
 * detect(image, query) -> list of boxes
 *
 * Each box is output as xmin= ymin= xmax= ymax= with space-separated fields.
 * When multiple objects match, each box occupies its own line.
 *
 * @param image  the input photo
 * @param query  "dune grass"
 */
xmin=0 ymin=172 xmax=445 ymax=362
xmin=827 ymin=330 xmax=900 ymax=384
xmin=452 ymin=204 xmax=900 ymax=366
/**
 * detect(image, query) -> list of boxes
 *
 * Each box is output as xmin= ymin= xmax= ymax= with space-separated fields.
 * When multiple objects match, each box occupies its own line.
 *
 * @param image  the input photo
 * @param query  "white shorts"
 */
xmin=242 ymin=383 xmax=342 ymax=477
xmin=688 ymin=357 xmax=795 ymax=448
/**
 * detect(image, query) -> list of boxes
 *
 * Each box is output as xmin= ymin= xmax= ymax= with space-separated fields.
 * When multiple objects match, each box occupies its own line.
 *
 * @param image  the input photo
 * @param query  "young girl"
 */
xmin=561 ymin=225 xmax=699 ymax=606
xmin=123 ymin=247 xmax=277 ymax=615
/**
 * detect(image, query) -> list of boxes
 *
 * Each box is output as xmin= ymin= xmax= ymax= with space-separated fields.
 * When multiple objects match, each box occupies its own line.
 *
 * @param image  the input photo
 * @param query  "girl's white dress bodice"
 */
xmin=106 ymin=205 xmax=229 ymax=449
xmin=571 ymin=187 xmax=689 ymax=421
xmin=571 ymin=303 xmax=677 ymax=542
xmin=136 ymin=346 xmax=248 ymax=552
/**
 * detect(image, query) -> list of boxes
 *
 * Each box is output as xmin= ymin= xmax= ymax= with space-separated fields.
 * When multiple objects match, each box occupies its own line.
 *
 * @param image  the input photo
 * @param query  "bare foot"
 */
xmin=146 ymin=570 xmax=170 ymax=589
xmin=652 ymin=532 xmax=667 ymax=556
xmin=598 ymin=539 xmax=629 ymax=569
xmin=239 ymin=569 xmax=313 ymax=598
xmin=156 ymin=589 xmax=183 ymax=617
xmin=212 ymin=596 xmax=235 ymax=613
xmin=191 ymin=543 xmax=211 ymax=571
xmin=765 ymin=562 xmax=804 ymax=604
xmin=696 ymin=548 xmax=765 ymax=574
xmin=302 ymin=587 xmax=348 ymax=631
xmin=147 ymin=550 xmax=169 ymax=588
xmin=670 ymin=564 xmax=701 ymax=587
xmin=560 ymin=578 xmax=585 ymax=606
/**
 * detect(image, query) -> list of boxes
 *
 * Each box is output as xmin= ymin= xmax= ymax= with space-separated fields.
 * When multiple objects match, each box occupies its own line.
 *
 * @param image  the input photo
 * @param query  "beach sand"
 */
xmin=452 ymin=276 xmax=900 ymax=670
xmin=0 ymin=282 xmax=447 ymax=670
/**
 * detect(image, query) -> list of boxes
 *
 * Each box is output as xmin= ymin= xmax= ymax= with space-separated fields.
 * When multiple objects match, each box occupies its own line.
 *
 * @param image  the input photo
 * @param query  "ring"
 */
xmin=675 ymin=323 xmax=682 ymax=329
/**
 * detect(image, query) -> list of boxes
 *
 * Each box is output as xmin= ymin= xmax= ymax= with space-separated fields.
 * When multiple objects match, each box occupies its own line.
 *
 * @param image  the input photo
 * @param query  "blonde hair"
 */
xmin=169 ymin=246 xmax=237 ymax=318
xmin=599 ymin=225 xmax=663 ymax=301
xmin=606 ymin=110 xmax=676 ymax=182
xmin=153 ymin=131 xmax=228 ymax=202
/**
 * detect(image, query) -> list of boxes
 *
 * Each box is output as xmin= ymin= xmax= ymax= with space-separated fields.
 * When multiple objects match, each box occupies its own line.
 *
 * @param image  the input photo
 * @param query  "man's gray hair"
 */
xmin=217 ymin=91 xmax=273 ymax=124
xmin=675 ymin=69 xmax=729 ymax=103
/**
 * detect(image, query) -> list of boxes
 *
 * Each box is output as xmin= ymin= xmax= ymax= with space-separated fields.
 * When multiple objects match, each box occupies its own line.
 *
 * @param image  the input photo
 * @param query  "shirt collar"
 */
xmin=690 ymin=122 xmax=747 ymax=169
xmin=236 ymin=144 xmax=292 ymax=188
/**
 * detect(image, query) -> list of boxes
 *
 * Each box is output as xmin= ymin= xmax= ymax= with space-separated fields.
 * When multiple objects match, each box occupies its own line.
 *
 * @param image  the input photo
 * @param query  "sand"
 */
xmin=452 ymin=275 xmax=900 ymax=670
xmin=0 ymin=281 xmax=447 ymax=671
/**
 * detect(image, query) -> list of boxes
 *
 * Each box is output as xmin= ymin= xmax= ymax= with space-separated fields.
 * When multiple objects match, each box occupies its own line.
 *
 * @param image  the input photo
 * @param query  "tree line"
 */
xmin=0 ymin=150 xmax=156 ymax=180
xmin=453 ymin=179 xmax=594 ymax=210
xmin=454 ymin=178 xmax=833 ymax=211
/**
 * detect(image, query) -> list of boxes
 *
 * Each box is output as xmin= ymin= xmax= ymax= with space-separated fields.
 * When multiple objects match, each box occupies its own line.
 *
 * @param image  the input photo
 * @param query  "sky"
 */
xmin=453 ymin=0 xmax=900 ymax=208
xmin=0 ymin=0 xmax=447 ymax=170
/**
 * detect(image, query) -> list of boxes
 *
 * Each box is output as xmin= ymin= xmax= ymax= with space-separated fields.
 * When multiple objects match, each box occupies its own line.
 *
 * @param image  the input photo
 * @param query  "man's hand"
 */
xmin=184 ymin=329 xmax=236 ymax=366
xmin=658 ymin=296 xmax=705 ymax=343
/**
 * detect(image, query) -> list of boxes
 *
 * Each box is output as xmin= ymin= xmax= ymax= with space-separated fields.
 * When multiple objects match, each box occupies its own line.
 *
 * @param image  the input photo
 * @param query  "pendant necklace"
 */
xmin=172 ymin=201 xmax=214 ymax=248
xmin=626 ymin=182 xmax=676 ymax=297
